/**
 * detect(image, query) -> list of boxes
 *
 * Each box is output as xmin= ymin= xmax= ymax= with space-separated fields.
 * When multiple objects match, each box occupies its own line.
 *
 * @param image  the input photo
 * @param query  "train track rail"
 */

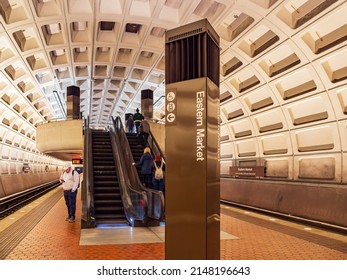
xmin=0 ymin=180 xmax=61 ymax=219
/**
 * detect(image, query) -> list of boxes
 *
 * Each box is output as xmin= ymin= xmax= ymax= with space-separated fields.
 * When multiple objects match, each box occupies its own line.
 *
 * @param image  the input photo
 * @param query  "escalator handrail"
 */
xmin=113 ymin=116 xmax=165 ymax=221
xmin=147 ymin=129 xmax=165 ymax=162
xmin=109 ymin=120 xmax=148 ymax=224
xmin=81 ymin=117 xmax=95 ymax=226
xmin=110 ymin=123 xmax=146 ymax=196
xmin=113 ymin=117 xmax=146 ymax=192
xmin=87 ymin=121 xmax=95 ymax=221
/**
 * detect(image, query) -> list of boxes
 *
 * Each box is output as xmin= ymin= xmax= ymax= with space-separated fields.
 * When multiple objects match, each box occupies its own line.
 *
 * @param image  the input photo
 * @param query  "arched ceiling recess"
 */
xmin=0 ymin=0 xmax=346 ymax=181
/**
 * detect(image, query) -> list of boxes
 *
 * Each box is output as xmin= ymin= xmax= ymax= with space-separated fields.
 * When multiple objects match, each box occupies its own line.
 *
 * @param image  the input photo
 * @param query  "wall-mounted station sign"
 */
xmin=229 ymin=166 xmax=265 ymax=178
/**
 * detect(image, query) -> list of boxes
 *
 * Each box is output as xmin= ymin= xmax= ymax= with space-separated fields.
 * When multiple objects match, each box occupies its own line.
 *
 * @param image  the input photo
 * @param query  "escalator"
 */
xmin=126 ymin=133 xmax=144 ymax=180
xmin=111 ymin=117 xmax=165 ymax=225
xmin=91 ymin=130 xmax=128 ymax=225
xmin=82 ymin=117 xmax=159 ymax=228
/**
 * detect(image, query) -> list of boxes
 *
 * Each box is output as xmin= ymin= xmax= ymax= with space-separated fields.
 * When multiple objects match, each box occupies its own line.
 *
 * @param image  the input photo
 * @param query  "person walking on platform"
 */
xmin=60 ymin=162 xmax=80 ymax=223
xmin=133 ymin=147 xmax=153 ymax=188
xmin=138 ymin=118 xmax=150 ymax=147
xmin=133 ymin=108 xmax=144 ymax=134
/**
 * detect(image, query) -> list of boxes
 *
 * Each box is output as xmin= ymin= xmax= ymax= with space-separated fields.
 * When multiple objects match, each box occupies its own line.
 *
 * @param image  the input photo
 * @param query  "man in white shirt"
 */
xmin=60 ymin=162 xmax=80 ymax=222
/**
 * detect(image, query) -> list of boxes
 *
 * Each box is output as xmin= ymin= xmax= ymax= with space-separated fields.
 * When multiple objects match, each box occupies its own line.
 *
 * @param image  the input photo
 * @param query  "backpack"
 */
xmin=154 ymin=160 xmax=164 ymax=180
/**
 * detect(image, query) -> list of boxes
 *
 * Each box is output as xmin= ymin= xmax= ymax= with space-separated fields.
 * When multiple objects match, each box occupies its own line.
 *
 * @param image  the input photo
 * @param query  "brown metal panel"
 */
xmin=165 ymin=19 xmax=219 ymax=85
xmin=175 ymin=40 xmax=181 ymax=82
xmin=165 ymin=78 xmax=220 ymax=259
xmin=165 ymin=18 xmax=219 ymax=46
xmin=206 ymin=79 xmax=220 ymax=259
xmin=165 ymin=19 xmax=220 ymax=259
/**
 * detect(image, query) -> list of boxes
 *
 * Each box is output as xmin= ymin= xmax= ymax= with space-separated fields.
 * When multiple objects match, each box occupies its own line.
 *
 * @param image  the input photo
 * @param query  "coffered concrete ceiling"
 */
xmin=0 ymin=0 xmax=238 ymax=128
xmin=1 ymin=0 xmax=347 ymax=178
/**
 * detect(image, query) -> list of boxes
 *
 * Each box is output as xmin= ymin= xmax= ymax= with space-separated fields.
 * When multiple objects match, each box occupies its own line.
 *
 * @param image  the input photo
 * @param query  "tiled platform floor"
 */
xmin=1 ymin=188 xmax=346 ymax=260
xmin=79 ymin=226 xmax=238 ymax=246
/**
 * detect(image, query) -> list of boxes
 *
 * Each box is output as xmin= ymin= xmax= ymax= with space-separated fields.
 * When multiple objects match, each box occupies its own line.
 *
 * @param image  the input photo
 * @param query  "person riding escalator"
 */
xmin=133 ymin=147 xmax=153 ymax=188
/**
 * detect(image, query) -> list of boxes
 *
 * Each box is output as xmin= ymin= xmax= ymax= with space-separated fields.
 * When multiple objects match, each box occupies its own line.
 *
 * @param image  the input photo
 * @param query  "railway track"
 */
xmin=0 ymin=180 xmax=61 ymax=219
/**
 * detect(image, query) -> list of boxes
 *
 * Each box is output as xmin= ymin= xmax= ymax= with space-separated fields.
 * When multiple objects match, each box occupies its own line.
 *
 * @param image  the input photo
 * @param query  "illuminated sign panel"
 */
xmin=72 ymin=159 xmax=83 ymax=164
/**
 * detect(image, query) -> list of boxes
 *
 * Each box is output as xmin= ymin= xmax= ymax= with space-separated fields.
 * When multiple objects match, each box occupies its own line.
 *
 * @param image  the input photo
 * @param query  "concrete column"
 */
xmin=66 ymin=85 xmax=80 ymax=119
xmin=141 ymin=89 xmax=153 ymax=119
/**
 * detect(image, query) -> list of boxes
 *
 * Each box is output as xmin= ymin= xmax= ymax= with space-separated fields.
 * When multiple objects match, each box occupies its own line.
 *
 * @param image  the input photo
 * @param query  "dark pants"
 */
xmin=142 ymin=174 xmax=153 ymax=188
xmin=138 ymin=132 xmax=149 ymax=147
xmin=135 ymin=122 xmax=141 ymax=134
xmin=128 ymin=125 xmax=134 ymax=133
xmin=152 ymin=178 xmax=164 ymax=192
xmin=64 ymin=189 xmax=77 ymax=218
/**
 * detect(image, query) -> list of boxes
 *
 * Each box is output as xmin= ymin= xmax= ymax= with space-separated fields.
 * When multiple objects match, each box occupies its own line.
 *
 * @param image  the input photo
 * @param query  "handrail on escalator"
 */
xmin=81 ymin=117 xmax=95 ymax=227
xmin=147 ymin=128 xmax=165 ymax=162
xmin=112 ymin=117 xmax=165 ymax=223
xmin=109 ymin=119 xmax=148 ymax=226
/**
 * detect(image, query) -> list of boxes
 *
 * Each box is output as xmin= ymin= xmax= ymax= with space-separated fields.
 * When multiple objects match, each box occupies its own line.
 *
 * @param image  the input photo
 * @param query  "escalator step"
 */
xmin=94 ymin=217 xmax=129 ymax=225
xmin=93 ymin=166 xmax=115 ymax=170
xmin=94 ymin=185 xmax=119 ymax=190
xmin=94 ymin=213 xmax=126 ymax=218
xmin=94 ymin=199 xmax=123 ymax=205
xmin=94 ymin=171 xmax=116 ymax=175
xmin=93 ymin=154 xmax=113 ymax=157
xmin=94 ymin=176 xmax=118 ymax=181
xmin=94 ymin=181 xmax=118 ymax=186
xmin=92 ymin=148 xmax=112 ymax=152
xmin=94 ymin=206 xmax=124 ymax=213
xmin=93 ymin=159 xmax=114 ymax=163
xmin=94 ymin=193 xmax=121 ymax=199
xmin=93 ymin=162 xmax=115 ymax=166
xmin=94 ymin=214 xmax=127 ymax=220
xmin=94 ymin=191 xmax=120 ymax=195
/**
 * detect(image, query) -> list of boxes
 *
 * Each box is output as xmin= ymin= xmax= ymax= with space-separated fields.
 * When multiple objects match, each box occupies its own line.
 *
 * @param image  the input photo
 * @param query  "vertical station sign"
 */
xmin=165 ymin=19 xmax=220 ymax=260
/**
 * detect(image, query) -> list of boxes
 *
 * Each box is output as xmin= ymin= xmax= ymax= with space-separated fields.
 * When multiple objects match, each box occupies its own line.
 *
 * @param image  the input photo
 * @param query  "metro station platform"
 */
xmin=0 ymin=187 xmax=346 ymax=260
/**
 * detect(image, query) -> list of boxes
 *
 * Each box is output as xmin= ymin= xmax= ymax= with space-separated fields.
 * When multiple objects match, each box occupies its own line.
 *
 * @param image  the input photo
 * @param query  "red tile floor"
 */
xmin=3 ymin=189 xmax=347 ymax=260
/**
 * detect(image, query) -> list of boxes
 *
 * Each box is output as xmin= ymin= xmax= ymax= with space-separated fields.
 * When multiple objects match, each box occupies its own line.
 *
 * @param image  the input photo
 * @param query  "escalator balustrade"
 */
xmin=91 ymin=130 xmax=129 ymax=225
